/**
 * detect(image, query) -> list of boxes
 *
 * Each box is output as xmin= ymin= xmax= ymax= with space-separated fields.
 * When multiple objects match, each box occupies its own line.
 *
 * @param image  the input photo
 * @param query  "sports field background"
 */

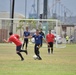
xmin=0 ymin=43 xmax=76 ymax=75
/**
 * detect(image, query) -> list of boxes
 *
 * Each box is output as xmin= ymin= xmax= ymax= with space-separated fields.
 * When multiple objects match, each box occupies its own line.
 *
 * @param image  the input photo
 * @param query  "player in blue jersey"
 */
xmin=22 ymin=26 xmax=30 ymax=54
xmin=27 ymin=29 xmax=47 ymax=60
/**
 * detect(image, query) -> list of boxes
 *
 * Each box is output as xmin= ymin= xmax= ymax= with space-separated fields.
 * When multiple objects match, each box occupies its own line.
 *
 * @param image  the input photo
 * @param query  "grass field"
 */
xmin=0 ymin=43 xmax=76 ymax=75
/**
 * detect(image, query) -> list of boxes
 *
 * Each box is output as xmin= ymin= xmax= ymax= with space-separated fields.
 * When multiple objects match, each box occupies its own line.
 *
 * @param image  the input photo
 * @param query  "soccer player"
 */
xmin=3 ymin=32 xmax=27 ymax=61
xmin=28 ymin=29 xmax=47 ymax=60
xmin=66 ymin=35 xmax=69 ymax=43
xmin=46 ymin=30 xmax=55 ymax=54
xmin=39 ymin=28 xmax=45 ymax=47
xmin=22 ymin=26 xmax=30 ymax=53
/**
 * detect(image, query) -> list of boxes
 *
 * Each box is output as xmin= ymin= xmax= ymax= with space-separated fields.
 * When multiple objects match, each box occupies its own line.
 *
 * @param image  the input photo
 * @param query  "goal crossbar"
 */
xmin=0 ymin=18 xmax=58 ymax=22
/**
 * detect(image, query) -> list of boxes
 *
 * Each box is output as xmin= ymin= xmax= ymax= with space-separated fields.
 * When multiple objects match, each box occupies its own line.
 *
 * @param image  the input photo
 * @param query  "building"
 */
xmin=0 ymin=11 xmax=25 ymax=42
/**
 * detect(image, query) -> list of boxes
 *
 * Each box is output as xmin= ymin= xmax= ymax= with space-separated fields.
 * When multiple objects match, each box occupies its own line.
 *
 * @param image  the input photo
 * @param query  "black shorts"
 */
xmin=48 ymin=42 xmax=53 ymax=47
xmin=16 ymin=45 xmax=22 ymax=51
xmin=66 ymin=40 xmax=68 ymax=42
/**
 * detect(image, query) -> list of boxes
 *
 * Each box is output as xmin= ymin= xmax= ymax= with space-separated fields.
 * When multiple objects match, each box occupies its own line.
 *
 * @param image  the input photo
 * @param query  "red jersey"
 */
xmin=8 ymin=34 xmax=22 ymax=46
xmin=46 ymin=33 xmax=55 ymax=43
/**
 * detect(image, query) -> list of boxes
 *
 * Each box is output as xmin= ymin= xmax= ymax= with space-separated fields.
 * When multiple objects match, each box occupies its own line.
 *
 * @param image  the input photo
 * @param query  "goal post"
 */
xmin=55 ymin=20 xmax=66 ymax=48
xmin=0 ymin=18 xmax=66 ymax=48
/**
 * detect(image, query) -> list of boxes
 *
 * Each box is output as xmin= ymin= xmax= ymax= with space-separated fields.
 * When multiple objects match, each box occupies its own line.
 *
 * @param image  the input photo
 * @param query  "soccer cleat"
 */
xmin=21 ymin=58 xmax=24 ymax=61
xmin=38 ymin=57 xmax=42 ymax=60
xmin=38 ymin=58 xmax=42 ymax=60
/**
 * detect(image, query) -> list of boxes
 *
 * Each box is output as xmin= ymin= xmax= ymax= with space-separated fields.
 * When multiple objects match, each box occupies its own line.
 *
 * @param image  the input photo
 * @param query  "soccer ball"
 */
xmin=31 ymin=38 xmax=35 ymax=43
xmin=33 ymin=55 xmax=38 ymax=60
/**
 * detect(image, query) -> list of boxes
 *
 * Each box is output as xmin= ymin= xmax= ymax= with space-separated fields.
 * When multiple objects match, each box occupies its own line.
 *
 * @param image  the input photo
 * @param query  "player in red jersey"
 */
xmin=3 ymin=32 xmax=27 ymax=61
xmin=46 ymin=30 xmax=55 ymax=54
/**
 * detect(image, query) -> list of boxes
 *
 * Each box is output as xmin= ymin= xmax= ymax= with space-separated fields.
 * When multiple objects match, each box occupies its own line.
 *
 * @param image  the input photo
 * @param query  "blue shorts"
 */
xmin=16 ymin=45 xmax=22 ymax=51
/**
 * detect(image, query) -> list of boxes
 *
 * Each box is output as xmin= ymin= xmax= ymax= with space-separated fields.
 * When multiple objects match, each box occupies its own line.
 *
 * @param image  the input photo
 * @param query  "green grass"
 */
xmin=0 ymin=43 xmax=76 ymax=75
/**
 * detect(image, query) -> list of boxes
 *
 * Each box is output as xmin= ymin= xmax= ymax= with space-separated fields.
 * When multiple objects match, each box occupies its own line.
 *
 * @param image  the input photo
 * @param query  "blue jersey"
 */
xmin=23 ymin=31 xmax=30 ymax=39
xmin=32 ymin=34 xmax=43 ymax=44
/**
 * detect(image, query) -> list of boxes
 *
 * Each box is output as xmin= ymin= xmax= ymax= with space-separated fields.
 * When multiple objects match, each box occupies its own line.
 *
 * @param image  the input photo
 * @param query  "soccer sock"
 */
xmin=20 ymin=50 xmax=25 ymax=52
xmin=36 ymin=54 xmax=42 ymax=60
xmin=22 ymin=43 xmax=25 ymax=48
xmin=35 ymin=48 xmax=42 ymax=59
xmin=17 ymin=52 xmax=24 ymax=60
xmin=20 ymin=50 xmax=28 ymax=55
xmin=51 ymin=47 xmax=53 ymax=54
xmin=26 ymin=44 xmax=28 ymax=50
xmin=48 ymin=49 xmax=50 ymax=54
xmin=51 ymin=49 xmax=53 ymax=54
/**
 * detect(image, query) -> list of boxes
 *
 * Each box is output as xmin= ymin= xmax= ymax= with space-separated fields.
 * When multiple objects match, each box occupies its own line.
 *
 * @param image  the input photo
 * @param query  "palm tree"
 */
xmin=16 ymin=20 xmax=24 ymax=37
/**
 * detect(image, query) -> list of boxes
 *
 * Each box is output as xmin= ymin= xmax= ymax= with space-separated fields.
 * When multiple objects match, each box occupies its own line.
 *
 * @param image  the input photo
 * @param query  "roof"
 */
xmin=0 ymin=11 xmax=25 ymax=18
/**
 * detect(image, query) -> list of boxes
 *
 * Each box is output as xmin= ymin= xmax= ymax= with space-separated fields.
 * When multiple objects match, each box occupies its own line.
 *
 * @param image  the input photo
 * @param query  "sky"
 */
xmin=0 ymin=0 xmax=76 ymax=18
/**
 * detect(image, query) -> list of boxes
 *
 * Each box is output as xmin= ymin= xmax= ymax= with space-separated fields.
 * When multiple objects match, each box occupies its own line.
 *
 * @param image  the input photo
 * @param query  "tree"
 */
xmin=16 ymin=20 xmax=24 ymax=37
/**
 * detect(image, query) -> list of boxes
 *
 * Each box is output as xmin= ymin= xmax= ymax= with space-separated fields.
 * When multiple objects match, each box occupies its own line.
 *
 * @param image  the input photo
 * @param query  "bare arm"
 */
xmin=43 ymin=38 xmax=48 ymax=44
xmin=3 ymin=39 xmax=9 ymax=43
xmin=27 ymin=35 xmax=32 ymax=39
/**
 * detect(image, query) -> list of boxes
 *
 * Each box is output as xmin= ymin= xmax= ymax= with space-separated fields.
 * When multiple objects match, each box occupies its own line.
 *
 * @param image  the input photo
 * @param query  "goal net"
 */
xmin=0 ymin=18 xmax=66 ymax=48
